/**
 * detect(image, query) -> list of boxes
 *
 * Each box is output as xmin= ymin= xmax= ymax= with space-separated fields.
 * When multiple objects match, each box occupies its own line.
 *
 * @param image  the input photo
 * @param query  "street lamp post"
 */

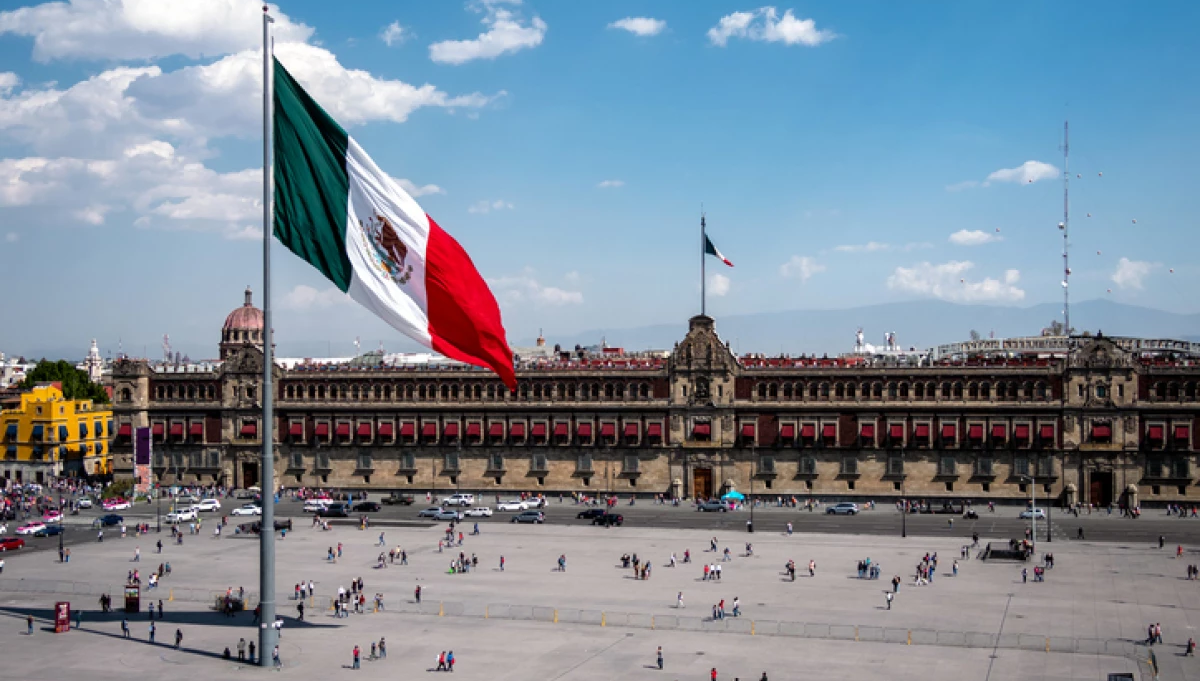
xmin=749 ymin=443 xmax=755 ymax=533
xmin=901 ymin=477 xmax=907 ymax=538
xmin=57 ymin=476 xmax=65 ymax=561
xmin=1021 ymin=472 xmax=1037 ymax=555
xmin=1046 ymin=452 xmax=1053 ymax=543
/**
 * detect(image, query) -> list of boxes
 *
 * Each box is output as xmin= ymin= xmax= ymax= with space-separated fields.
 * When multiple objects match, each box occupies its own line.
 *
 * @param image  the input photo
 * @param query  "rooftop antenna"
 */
xmin=1060 ymin=120 xmax=1070 ymax=335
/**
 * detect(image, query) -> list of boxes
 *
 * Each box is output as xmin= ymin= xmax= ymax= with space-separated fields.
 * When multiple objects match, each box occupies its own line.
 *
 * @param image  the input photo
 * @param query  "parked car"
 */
xmin=0 ymin=537 xmax=25 ymax=551
xmin=463 ymin=507 xmax=493 ymax=518
xmin=75 ymin=498 xmax=93 ymax=509
xmin=576 ymin=508 xmax=607 ymax=520
xmin=34 ymin=524 xmax=64 ymax=537
xmin=165 ymin=509 xmax=197 ymax=524
xmin=416 ymin=507 xmax=444 ymax=518
xmin=697 ymin=500 xmax=728 ymax=512
xmin=592 ymin=512 xmax=623 ymax=527
xmin=97 ymin=514 xmax=124 ymax=527
xmin=440 ymin=493 xmax=476 ymax=507
xmin=511 ymin=511 xmax=545 ymax=524
xmin=231 ymin=504 xmax=262 ymax=516
xmin=381 ymin=494 xmax=415 ymax=506
xmin=194 ymin=498 xmax=221 ymax=512
xmin=1018 ymin=509 xmax=1046 ymax=520
xmin=352 ymin=501 xmax=381 ymax=513
xmin=303 ymin=500 xmax=332 ymax=513
xmin=826 ymin=502 xmax=860 ymax=516
xmin=496 ymin=500 xmax=527 ymax=511
xmin=15 ymin=522 xmax=46 ymax=535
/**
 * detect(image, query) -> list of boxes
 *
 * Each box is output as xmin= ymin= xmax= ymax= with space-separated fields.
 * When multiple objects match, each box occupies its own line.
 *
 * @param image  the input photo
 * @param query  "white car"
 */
xmin=1018 ymin=508 xmax=1046 ymax=520
xmin=231 ymin=503 xmax=262 ymax=516
xmin=103 ymin=501 xmax=132 ymax=511
xmin=303 ymin=499 xmax=332 ymax=513
xmin=440 ymin=493 xmax=476 ymax=507
xmin=16 ymin=522 xmax=47 ymax=535
xmin=76 ymin=498 xmax=93 ymax=509
xmin=165 ymin=508 xmax=197 ymax=523
xmin=463 ymin=507 xmax=493 ymax=518
xmin=496 ymin=500 xmax=527 ymax=512
xmin=194 ymin=498 xmax=221 ymax=512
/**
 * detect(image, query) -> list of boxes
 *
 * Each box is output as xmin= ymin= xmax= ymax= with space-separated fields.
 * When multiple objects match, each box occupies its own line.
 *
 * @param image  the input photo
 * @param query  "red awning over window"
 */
xmin=1039 ymin=425 xmax=1055 ymax=440
xmin=466 ymin=423 xmax=481 ymax=437
xmin=780 ymin=424 xmax=795 ymax=439
xmin=860 ymin=424 xmax=875 ymax=439
xmin=152 ymin=423 xmax=164 ymax=436
xmin=510 ymin=423 xmax=525 ymax=438
xmin=914 ymin=424 xmax=930 ymax=438
xmin=400 ymin=423 xmax=414 ymax=437
xmin=289 ymin=423 xmax=303 ymax=437
xmin=693 ymin=423 xmax=711 ymax=437
xmin=801 ymin=424 xmax=815 ymax=438
xmin=169 ymin=423 xmax=184 ymax=437
xmin=577 ymin=423 xmax=593 ymax=438
xmin=992 ymin=424 xmax=1006 ymax=439
xmin=1092 ymin=424 xmax=1112 ymax=438
xmin=357 ymin=423 xmax=372 ymax=437
xmin=190 ymin=423 xmax=204 ymax=437
xmin=741 ymin=424 xmax=756 ymax=437
xmin=335 ymin=423 xmax=350 ymax=437
xmin=531 ymin=424 xmax=546 ymax=437
xmin=117 ymin=424 xmax=132 ymax=437
xmin=1148 ymin=425 xmax=1164 ymax=440
xmin=822 ymin=424 xmax=836 ymax=439
xmin=1175 ymin=425 xmax=1190 ymax=441
xmin=625 ymin=424 xmax=640 ymax=438
xmin=1014 ymin=424 xmax=1030 ymax=440
xmin=315 ymin=423 xmax=330 ymax=437
xmin=600 ymin=423 xmax=616 ymax=437
xmin=941 ymin=424 xmax=956 ymax=439
xmin=647 ymin=423 xmax=662 ymax=438
xmin=240 ymin=423 xmax=257 ymax=437
xmin=378 ymin=423 xmax=394 ymax=437
xmin=444 ymin=423 xmax=460 ymax=438
xmin=889 ymin=424 xmax=904 ymax=439
xmin=488 ymin=423 xmax=503 ymax=437
xmin=554 ymin=423 xmax=569 ymax=437
xmin=968 ymin=425 xmax=983 ymax=440
xmin=421 ymin=423 xmax=437 ymax=438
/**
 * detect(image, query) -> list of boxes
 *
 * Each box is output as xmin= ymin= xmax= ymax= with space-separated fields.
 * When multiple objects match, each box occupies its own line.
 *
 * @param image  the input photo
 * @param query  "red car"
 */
xmin=0 ymin=536 xmax=25 ymax=551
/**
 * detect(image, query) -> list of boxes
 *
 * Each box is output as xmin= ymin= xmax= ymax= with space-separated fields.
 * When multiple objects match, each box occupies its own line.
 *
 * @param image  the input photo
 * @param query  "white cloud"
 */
xmin=948 ymin=229 xmax=1001 ymax=246
xmin=429 ymin=2 xmax=547 ymax=65
xmin=834 ymin=241 xmax=890 ymax=253
xmin=1111 ymin=257 xmax=1157 ymax=290
xmin=380 ymin=21 xmax=409 ymax=46
xmin=0 ymin=72 xmax=18 ymax=95
xmin=223 ymin=224 xmax=263 ymax=241
xmin=986 ymin=160 xmax=1059 ymax=185
xmin=609 ymin=17 xmax=666 ymax=37
xmin=397 ymin=179 xmax=445 ymax=197
xmin=4 ymin=231 xmax=17 ymax=242
xmin=468 ymin=199 xmax=514 ymax=214
xmin=489 ymin=269 xmax=583 ymax=306
xmin=887 ymin=261 xmax=1025 ymax=303
xmin=563 ymin=270 xmax=581 ymax=284
xmin=282 ymin=284 xmax=348 ymax=311
xmin=707 ymin=7 xmax=835 ymax=47
xmin=779 ymin=255 xmax=825 ymax=282
xmin=709 ymin=273 xmax=731 ymax=296
xmin=73 ymin=204 xmax=110 ymax=225
xmin=596 ymin=179 xmax=624 ymax=188
xmin=0 ymin=0 xmax=315 ymax=62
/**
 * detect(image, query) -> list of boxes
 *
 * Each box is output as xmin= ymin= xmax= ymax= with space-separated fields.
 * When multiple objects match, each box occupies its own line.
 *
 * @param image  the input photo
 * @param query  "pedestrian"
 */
xmin=134 ymin=546 xmax=140 ymax=562
xmin=149 ymin=621 xmax=156 ymax=643
xmin=175 ymin=628 xmax=183 ymax=649
xmin=238 ymin=637 xmax=246 ymax=661
xmin=297 ymin=601 xmax=304 ymax=621
xmin=273 ymin=644 xmax=281 ymax=670
xmin=26 ymin=615 xmax=33 ymax=635
xmin=415 ymin=584 xmax=422 ymax=604
xmin=447 ymin=650 xmax=455 ymax=672
xmin=656 ymin=645 xmax=664 ymax=670
xmin=711 ymin=667 xmax=718 ymax=681
xmin=786 ymin=522 xmax=793 ymax=536
xmin=378 ymin=532 xmax=385 ymax=546
xmin=1188 ymin=637 xmax=1196 ymax=656
xmin=677 ymin=592 xmax=684 ymax=609
xmin=122 ymin=618 xmax=130 ymax=638
xmin=148 ymin=602 xmax=155 ymax=620
xmin=1022 ymin=568 xmax=1028 ymax=583
xmin=353 ymin=644 xmax=361 ymax=669
xmin=437 ymin=651 xmax=447 ymax=672
xmin=158 ymin=599 xmax=164 ymax=618
xmin=379 ymin=637 xmax=387 ymax=659
xmin=886 ymin=592 xmax=893 ymax=610
xmin=500 ymin=556 xmax=505 ymax=571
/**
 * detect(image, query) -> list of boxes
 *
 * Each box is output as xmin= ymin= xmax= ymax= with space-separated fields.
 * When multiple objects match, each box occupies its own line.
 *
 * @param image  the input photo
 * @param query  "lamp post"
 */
xmin=1045 ymin=452 xmax=1053 ymax=543
xmin=748 ymin=442 xmax=755 ymax=533
xmin=1021 ymin=473 xmax=1037 ymax=554
xmin=57 ymin=475 xmax=65 ymax=561
xmin=901 ymin=477 xmax=907 ymax=538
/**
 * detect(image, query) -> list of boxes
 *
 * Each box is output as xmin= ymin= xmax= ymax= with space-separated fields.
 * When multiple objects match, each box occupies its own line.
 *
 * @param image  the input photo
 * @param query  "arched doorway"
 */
xmin=693 ymin=468 xmax=713 ymax=500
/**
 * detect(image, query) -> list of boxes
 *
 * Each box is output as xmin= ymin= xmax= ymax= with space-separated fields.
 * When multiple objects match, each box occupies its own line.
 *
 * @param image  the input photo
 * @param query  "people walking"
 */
xmin=656 ymin=646 xmax=664 ymax=670
xmin=174 ymin=628 xmax=183 ymax=649
xmin=148 ymin=621 xmax=156 ymax=643
xmin=273 ymin=644 xmax=281 ymax=670
xmin=677 ymin=592 xmax=684 ymax=609
xmin=238 ymin=637 xmax=246 ymax=661
xmin=353 ymin=644 xmax=361 ymax=669
xmin=26 ymin=615 xmax=33 ymax=635
xmin=886 ymin=592 xmax=893 ymax=610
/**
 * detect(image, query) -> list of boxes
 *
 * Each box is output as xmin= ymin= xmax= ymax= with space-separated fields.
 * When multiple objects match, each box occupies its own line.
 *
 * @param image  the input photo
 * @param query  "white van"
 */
xmin=440 ymin=493 xmax=475 ymax=507
xmin=303 ymin=499 xmax=332 ymax=513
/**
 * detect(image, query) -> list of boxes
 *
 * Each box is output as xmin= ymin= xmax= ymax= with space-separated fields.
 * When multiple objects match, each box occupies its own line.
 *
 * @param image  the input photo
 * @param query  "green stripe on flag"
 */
xmin=272 ymin=57 xmax=353 ymax=292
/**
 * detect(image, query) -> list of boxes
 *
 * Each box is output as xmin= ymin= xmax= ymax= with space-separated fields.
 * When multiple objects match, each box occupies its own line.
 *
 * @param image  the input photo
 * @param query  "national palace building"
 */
xmin=109 ymin=288 xmax=1200 ymax=508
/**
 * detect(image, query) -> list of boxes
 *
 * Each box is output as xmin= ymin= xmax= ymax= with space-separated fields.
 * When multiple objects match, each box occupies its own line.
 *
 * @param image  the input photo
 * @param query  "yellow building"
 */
xmin=1 ymin=383 xmax=112 ymax=484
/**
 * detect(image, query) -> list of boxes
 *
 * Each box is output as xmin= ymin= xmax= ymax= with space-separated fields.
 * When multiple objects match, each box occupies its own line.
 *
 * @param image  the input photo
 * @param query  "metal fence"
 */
xmin=0 ymin=578 xmax=260 ymax=611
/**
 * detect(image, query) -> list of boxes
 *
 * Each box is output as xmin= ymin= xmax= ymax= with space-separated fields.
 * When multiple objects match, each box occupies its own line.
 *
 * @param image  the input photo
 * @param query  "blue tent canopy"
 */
xmin=721 ymin=490 xmax=745 ymax=500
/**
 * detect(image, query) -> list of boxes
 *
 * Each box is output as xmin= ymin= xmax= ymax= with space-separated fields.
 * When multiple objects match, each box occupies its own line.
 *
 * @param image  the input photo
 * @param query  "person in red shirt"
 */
xmin=711 ymin=668 xmax=718 ymax=681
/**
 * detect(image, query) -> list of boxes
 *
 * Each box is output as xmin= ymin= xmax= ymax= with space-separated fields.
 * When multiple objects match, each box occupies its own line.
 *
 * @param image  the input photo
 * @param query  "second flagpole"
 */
xmin=259 ymin=4 xmax=277 ymax=667
xmin=700 ymin=213 xmax=706 ymax=317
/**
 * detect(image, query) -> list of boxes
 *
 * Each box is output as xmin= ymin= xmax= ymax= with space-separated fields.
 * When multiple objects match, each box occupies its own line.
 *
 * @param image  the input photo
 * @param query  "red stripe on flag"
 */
xmin=720 ymin=257 xmax=733 ymax=267
xmin=424 ymin=215 xmax=517 ymax=389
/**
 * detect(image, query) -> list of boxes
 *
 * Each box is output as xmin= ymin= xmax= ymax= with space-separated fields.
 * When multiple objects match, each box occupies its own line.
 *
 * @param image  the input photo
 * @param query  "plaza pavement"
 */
xmin=0 ymin=517 xmax=1184 ymax=680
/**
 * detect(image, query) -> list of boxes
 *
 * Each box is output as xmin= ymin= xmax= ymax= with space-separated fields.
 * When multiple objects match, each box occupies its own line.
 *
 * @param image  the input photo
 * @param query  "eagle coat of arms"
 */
xmin=360 ymin=212 xmax=414 ymax=286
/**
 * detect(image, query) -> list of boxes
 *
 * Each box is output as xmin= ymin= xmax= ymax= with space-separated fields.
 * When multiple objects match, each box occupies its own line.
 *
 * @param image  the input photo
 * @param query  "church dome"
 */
xmin=223 ymin=287 xmax=264 ymax=331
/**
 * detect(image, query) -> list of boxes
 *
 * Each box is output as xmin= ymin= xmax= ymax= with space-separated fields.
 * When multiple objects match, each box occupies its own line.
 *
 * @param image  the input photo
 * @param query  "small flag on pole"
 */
xmin=704 ymin=235 xmax=733 ymax=267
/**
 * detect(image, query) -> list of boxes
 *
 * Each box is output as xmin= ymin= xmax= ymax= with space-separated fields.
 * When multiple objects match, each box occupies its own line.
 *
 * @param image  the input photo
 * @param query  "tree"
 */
xmin=1045 ymin=320 xmax=1065 ymax=336
xmin=19 ymin=360 xmax=109 ymax=404
xmin=968 ymin=329 xmax=981 ymax=341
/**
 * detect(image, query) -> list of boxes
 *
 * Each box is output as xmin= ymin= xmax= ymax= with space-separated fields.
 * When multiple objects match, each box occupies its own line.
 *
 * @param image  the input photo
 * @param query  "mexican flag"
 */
xmin=271 ymin=58 xmax=515 ymax=388
xmin=704 ymin=234 xmax=733 ymax=267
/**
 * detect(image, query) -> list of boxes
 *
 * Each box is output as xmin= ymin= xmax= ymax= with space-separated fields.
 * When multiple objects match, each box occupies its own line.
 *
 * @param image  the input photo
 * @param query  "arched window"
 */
xmin=835 ymin=383 xmax=844 ymax=399
xmin=940 ymin=382 xmax=950 ymax=399
xmin=1169 ymin=382 xmax=1181 ymax=400
xmin=968 ymin=383 xmax=978 ymax=400
xmin=121 ymin=388 xmax=132 ymax=402
xmin=899 ymin=382 xmax=909 ymax=399
xmin=915 ymin=383 xmax=925 ymax=399
xmin=318 ymin=386 xmax=326 ymax=399
xmin=952 ymin=382 xmax=963 ymax=399
xmin=605 ymin=384 xmax=614 ymax=399
xmin=351 ymin=385 xmax=360 ymax=400
xmin=846 ymin=382 xmax=856 ymax=399
xmin=374 ymin=385 xmax=382 ymax=400
xmin=1022 ymin=382 xmax=1033 ymax=400
xmin=872 ymin=382 xmax=883 ymax=399
xmin=1035 ymin=382 xmax=1048 ymax=400
xmin=782 ymin=383 xmax=793 ymax=399
xmin=887 ymin=382 xmax=897 ymax=399
xmin=819 ymin=382 xmax=830 ymax=398
xmin=769 ymin=383 xmax=778 ymax=399
xmin=285 ymin=385 xmax=293 ymax=399
xmin=757 ymin=384 xmax=767 ymax=399
xmin=641 ymin=383 xmax=650 ymax=399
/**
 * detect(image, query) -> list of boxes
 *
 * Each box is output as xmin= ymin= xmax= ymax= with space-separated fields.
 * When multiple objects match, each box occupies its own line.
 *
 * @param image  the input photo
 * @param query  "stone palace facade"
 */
xmin=109 ymin=291 xmax=1200 ymax=507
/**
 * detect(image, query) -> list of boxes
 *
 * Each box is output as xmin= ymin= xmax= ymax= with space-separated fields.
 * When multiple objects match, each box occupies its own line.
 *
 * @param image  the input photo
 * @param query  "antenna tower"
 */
xmin=1061 ymin=120 xmax=1070 ymax=335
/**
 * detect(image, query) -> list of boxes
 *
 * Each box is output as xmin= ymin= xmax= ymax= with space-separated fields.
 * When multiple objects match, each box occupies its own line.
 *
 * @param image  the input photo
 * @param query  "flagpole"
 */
xmin=700 ymin=213 xmax=706 ymax=317
xmin=259 ymin=4 xmax=277 ymax=667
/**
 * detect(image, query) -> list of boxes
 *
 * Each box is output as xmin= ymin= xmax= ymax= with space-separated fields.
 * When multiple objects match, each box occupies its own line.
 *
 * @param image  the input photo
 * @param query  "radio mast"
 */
xmin=1061 ymin=121 xmax=1070 ymax=335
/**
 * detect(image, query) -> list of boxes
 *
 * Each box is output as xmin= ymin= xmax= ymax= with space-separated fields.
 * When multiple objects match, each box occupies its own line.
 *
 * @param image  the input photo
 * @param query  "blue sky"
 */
xmin=0 ymin=0 xmax=1197 ymax=361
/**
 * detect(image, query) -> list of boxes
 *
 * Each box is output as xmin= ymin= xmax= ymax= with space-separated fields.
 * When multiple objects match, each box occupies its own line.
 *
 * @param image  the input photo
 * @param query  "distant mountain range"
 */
xmin=524 ymin=300 xmax=1200 ymax=357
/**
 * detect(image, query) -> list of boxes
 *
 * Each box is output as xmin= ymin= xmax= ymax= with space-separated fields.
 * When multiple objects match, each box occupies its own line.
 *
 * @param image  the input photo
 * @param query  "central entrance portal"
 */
xmin=1089 ymin=470 xmax=1113 ymax=507
xmin=693 ymin=468 xmax=713 ymax=500
xmin=242 ymin=461 xmax=259 ymax=490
